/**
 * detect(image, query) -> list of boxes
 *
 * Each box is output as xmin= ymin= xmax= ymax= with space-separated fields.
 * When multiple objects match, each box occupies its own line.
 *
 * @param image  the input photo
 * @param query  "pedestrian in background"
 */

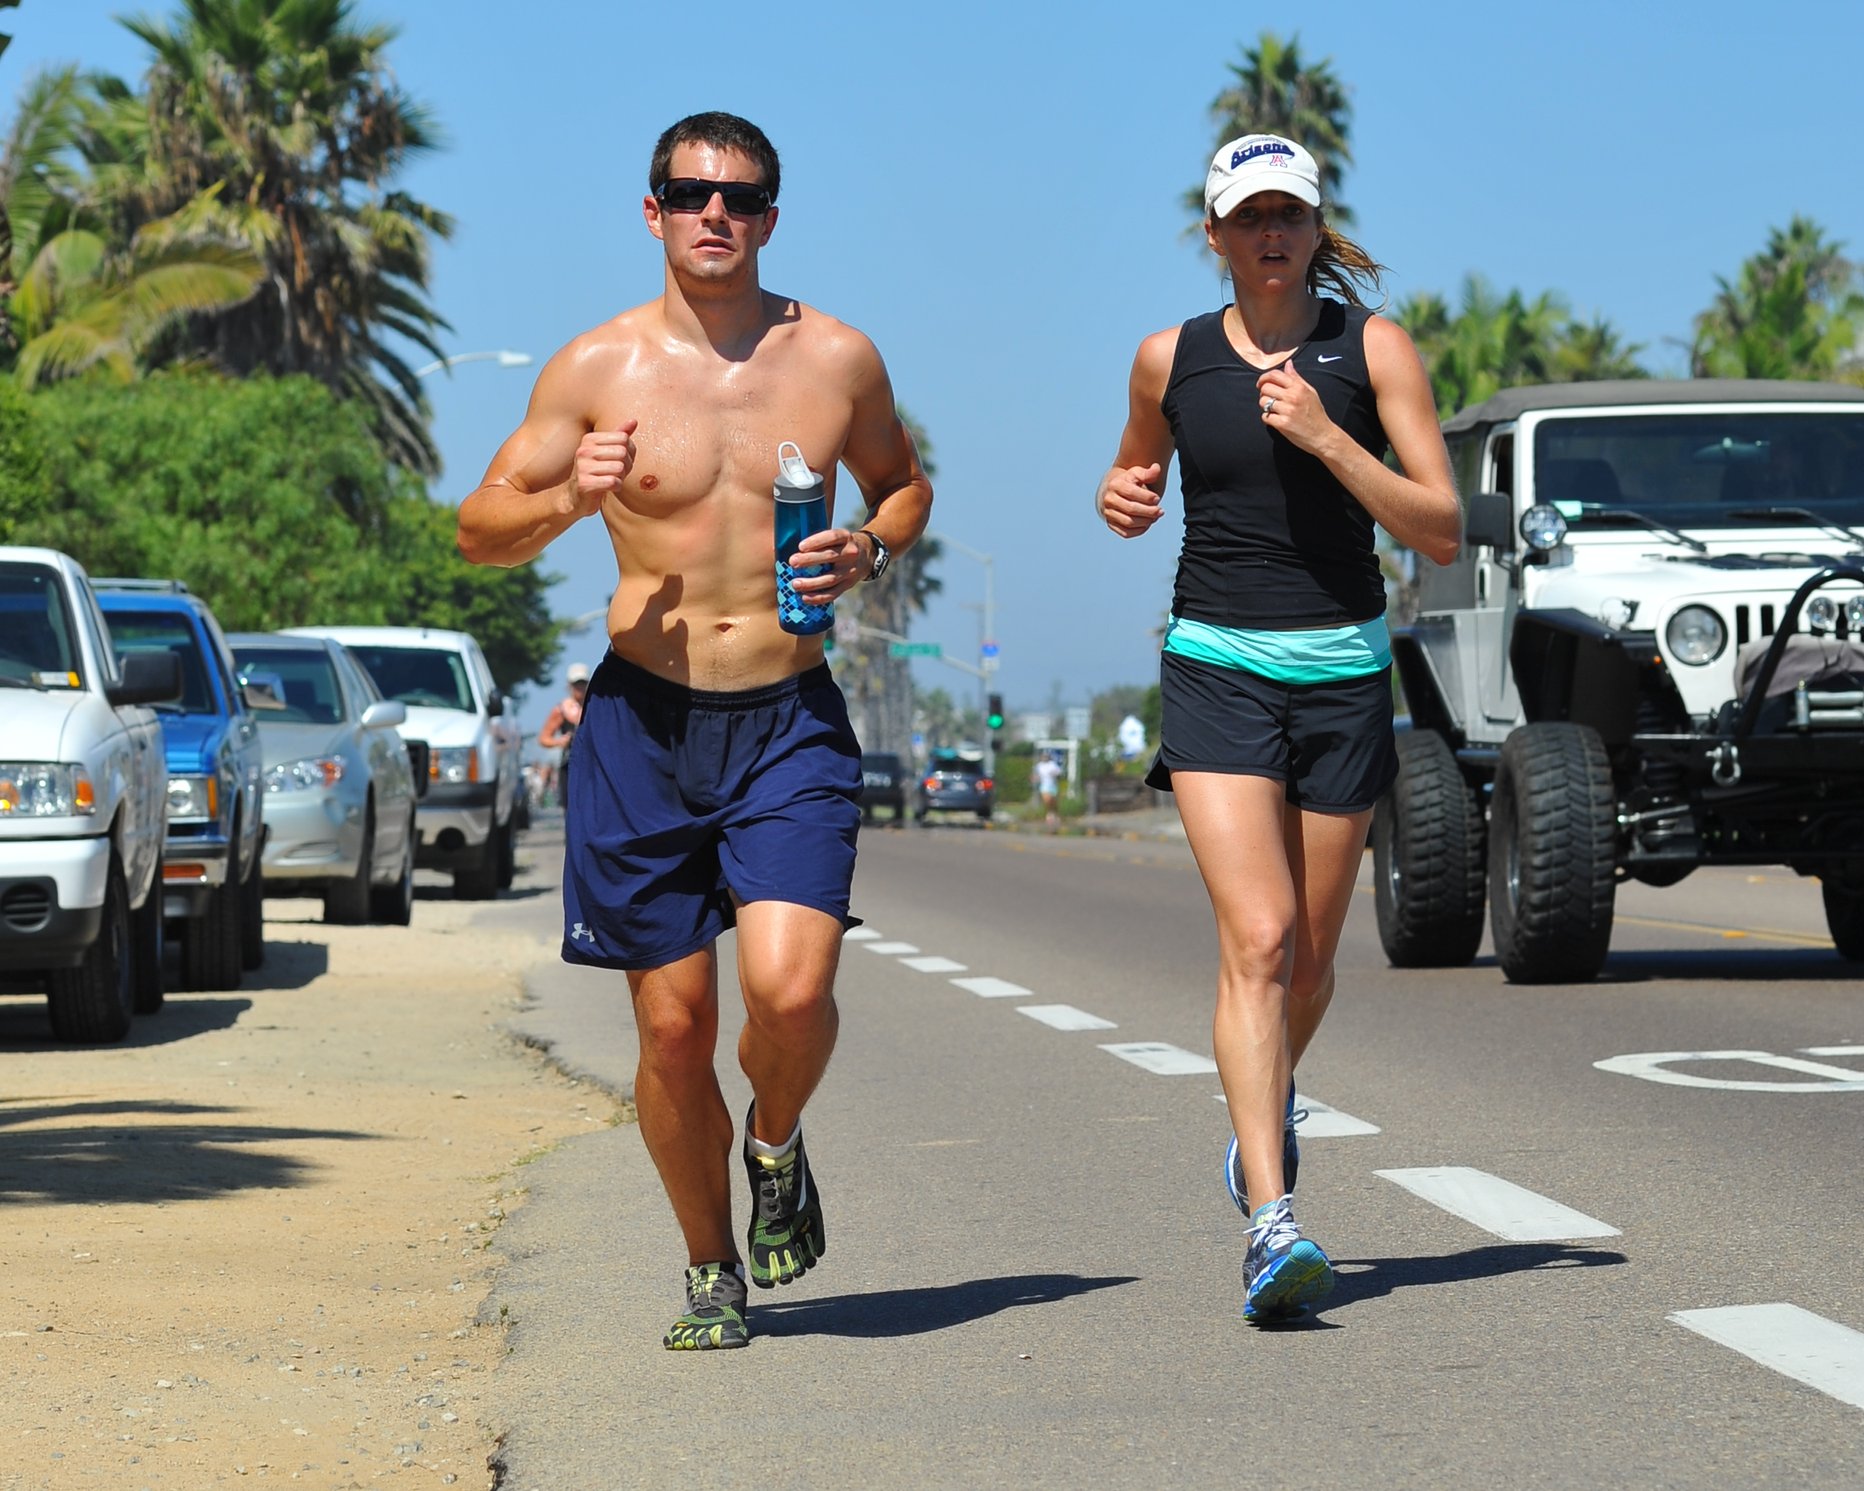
xmin=537 ymin=661 xmax=589 ymax=808
xmin=1094 ymin=134 xmax=1459 ymax=1323
xmin=1033 ymin=752 xmax=1062 ymax=831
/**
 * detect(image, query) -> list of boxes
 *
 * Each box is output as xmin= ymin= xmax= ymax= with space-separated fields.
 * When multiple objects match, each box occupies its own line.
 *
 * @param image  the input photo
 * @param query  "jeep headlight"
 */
xmin=1665 ymin=605 xmax=1727 ymax=665
xmin=167 ymin=774 xmax=218 ymax=820
xmin=1520 ymin=503 xmax=1568 ymax=552
xmin=1806 ymin=596 xmax=1838 ymax=634
xmin=0 ymin=763 xmax=96 ymax=817
xmin=431 ymin=746 xmax=479 ymax=784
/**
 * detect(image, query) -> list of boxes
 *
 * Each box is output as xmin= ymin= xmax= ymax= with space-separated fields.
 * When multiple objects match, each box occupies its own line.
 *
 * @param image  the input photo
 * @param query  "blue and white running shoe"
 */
xmin=1242 ymin=1194 xmax=1334 ymax=1323
xmin=1225 ymin=1085 xmax=1305 ymax=1214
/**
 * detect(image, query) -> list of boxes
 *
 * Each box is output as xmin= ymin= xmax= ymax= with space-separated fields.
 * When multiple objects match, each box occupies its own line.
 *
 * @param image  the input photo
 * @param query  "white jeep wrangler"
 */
xmin=0 ymin=547 xmax=181 ymax=1040
xmin=1376 ymin=380 xmax=1864 ymax=982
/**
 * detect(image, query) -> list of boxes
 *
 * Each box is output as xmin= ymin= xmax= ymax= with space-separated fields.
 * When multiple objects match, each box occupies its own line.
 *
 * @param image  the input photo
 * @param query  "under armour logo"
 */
xmin=570 ymin=922 xmax=596 ymax=943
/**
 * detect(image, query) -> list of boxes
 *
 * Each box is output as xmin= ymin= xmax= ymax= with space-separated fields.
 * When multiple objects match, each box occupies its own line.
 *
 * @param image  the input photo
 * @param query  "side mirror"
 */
xmin=1464 ymin=490 xmax=1516 ymax=552
xmin=484 ymin=689 xmax=505 ymax=719
xmin=361 ymin=699 xmax=407 ymax=730
xmin=109 ymin=649 xmax=182 ymax=706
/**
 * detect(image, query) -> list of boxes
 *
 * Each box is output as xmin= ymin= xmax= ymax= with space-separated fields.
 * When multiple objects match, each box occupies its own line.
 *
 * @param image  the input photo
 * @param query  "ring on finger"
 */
xmin=1261 ymin=396 xmax=1277 ymax=417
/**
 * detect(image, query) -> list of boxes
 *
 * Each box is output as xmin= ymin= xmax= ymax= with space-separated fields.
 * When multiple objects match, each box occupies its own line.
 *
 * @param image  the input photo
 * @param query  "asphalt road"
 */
xmin=488 ymin=816 xmax=1864 ymax=1491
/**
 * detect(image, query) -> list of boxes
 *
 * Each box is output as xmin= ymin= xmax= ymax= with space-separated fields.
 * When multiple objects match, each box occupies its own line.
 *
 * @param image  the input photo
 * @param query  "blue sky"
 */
xmin=14 ymin=0 xmax=1864 ymax=735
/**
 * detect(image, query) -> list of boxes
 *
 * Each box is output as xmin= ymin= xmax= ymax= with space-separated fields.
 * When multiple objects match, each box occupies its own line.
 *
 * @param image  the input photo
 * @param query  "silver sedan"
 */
xmin=228 ymin=633 xmax=420 ymax=926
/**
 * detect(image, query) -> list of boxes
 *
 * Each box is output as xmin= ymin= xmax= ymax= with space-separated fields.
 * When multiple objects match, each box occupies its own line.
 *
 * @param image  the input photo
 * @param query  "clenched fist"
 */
xmin=568 ymin=420 xmax=639 ymax=516
xmin=1097 ymin=462 xmax=1164 ymax=539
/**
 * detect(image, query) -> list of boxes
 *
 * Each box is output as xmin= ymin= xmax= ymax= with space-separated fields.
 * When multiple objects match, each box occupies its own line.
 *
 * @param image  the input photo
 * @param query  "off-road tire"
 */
xmin=48 ymin=856 xmax=133 ymax=1043
xmin=1374 ymin=731 xmax=1487 ymax=968
xmin=325 ymin=808 xmax=374 ymax=925
xmin=496 ymin=814 xmax=516 ymax=890
xmin=182 ymin=868 xmax=245 ymax=992
xmin=130 ymin=865 xmax=165 ymax=1014
xmin=370 ymin=809 xmax=416 ymax=926
xmin=1488 ymin=723 xmax=1618 ymax=984
xmin=1822 ymin=878 xmax=1864 ymax=961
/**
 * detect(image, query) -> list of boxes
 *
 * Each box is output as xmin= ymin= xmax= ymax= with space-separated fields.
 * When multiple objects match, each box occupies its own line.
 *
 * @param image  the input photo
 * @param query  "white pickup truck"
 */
xmin=0 ymin=547 xmax=180 ymax=1041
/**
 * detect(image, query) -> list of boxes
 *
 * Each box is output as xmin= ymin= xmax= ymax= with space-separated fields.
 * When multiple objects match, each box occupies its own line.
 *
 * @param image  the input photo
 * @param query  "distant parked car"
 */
xmin=858 ymin=752 xmax=908 ymax=823
xmin=287 ymin=626 xmax=521 ymax=899
xmin=229 ymin=633 xmax=419 ymax=925
xmin=915 ymin=753 xmax=994 ymax=823
xmin=97 ymin=580 xmax=266 ymax=990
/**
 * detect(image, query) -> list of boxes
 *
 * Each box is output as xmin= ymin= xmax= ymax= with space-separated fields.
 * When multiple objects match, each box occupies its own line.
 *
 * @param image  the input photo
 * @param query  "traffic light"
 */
xmin=986 ymin=693 xmax=1004 ymax=732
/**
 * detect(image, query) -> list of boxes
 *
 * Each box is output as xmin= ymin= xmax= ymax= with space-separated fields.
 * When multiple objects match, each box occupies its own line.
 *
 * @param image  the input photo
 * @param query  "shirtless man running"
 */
xmin=456 ymin=112 xmax=933 ymax=1351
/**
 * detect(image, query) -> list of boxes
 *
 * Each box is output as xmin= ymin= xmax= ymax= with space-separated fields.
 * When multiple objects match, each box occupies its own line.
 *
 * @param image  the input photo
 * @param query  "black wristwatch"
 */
xmin=858 ymin=529 xmax=891 ymax=582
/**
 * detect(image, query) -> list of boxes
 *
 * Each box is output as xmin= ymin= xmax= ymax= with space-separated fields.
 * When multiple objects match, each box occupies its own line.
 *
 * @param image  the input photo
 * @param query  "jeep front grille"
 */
xmin=1731 ymin=603 xmax=1856 ymax=647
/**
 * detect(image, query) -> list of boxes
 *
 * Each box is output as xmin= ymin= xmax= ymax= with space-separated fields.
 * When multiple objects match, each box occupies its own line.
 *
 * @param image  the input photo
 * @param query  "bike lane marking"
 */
xmin=1593 ymin=1050 xmax=1864 ymax=1092
xmin=1375 ymin=1166 xmax=1621 ymax=1242
xmin=1671 ymin=1304 xmax=1864 ymax=1411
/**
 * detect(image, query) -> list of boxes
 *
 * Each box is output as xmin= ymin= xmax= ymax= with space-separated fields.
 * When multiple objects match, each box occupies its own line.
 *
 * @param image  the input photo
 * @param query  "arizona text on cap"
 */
xmin=1205 ymin=135 xmax=1322 ymax=219
xmin=567 ymin=662 xmax=591 ymax=683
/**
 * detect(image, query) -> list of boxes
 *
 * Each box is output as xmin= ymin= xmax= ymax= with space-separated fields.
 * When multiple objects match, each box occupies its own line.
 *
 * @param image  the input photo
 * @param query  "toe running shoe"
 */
xmin=663 ymin=1262 xmax=750 ymax=1350
xmin=742 ymin=1107 xmax=825 ymax=1289
xmin=1243 ymin=1194 xmax=1334 ymax=1323
xmin=1224 ymin=1085 xmax=1305 ymax=1214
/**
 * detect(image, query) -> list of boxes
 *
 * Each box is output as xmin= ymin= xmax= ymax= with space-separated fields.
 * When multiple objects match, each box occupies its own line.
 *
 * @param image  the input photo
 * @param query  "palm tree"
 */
xmin=108 ymin=0 xmax=456 ymax=472
xmin=1 ymin=65 xmax=263 ymax=383
xmin=1189 ymin=32 xmax=1355 ymax=224
xmin=1691 ymin=218 xmax=1863 ymax=381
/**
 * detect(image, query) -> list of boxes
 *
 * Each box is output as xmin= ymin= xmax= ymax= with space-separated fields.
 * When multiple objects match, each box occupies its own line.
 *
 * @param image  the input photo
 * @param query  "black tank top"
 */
xmin=1162 ymin=299 xmax=1389 ymax=628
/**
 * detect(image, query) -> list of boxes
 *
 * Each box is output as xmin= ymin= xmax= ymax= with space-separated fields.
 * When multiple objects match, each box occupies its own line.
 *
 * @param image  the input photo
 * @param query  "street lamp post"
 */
xmin=929 ymin=532 xmax=996 ymax=775
xmin=413 ymin=349 xmax=535 ymax=378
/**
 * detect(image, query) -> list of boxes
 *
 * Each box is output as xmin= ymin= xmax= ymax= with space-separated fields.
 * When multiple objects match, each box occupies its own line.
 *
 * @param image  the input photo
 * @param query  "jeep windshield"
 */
xmin=106 ymin=610 xmax=216 ymax=712
xmin=1532 ymin=411 xmax=1864 ymax=533
xmin=344 ymin=644 xmax=475 ymax=711
xmin=0 ymin=561 xmax=82 ymax=686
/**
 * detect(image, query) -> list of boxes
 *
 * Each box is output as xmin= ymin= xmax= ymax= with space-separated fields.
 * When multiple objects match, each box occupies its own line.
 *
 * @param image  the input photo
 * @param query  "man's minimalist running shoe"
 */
xmin=663 ymin=1262 xmax=750 ymax=1350
xmin=1225 ymin=1084 xmax=1305 ymax=1214
xmin=742 ymin=1107 xmax=825 ymax=1289
xmin=1242 ymin=1194 xmax=1334 ymax=1323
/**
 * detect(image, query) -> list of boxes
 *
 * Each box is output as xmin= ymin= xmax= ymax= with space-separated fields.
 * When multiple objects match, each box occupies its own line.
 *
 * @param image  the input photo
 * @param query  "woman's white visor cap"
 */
xmin=1206 ymin=135 xmax=1321 ymax=218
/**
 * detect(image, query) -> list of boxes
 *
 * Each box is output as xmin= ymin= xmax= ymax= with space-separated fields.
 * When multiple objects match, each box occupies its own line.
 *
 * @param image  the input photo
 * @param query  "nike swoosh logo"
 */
xmin=1316 ymin=354 xmax=1343 ymax=363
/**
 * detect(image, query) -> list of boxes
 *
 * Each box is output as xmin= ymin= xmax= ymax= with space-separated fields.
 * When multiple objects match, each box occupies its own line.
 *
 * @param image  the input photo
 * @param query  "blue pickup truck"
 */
xmin=96 ymin=581 xmax=266 ymax=991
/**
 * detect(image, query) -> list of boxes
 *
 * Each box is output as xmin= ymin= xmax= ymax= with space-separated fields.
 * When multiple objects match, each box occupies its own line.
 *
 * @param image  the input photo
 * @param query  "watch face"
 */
xmin=865 ymin=533 xmax=890 ymax=580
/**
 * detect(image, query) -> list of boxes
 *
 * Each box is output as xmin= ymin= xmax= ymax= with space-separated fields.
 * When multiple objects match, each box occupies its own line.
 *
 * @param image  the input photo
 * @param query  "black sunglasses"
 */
xmin=653 ymin=178 xmax=773 ymax=215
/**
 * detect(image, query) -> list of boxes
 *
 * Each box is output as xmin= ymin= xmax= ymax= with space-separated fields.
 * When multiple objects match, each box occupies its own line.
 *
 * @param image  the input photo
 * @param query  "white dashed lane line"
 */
xmin=1376 ymin=1166 xmax=1621 ymax=1242
xmin=1017 ymin=1005 xmax=1117 ymax=1032
xmin=1210 ymin=1093 xmax=1382 ymax=1137
xmin=1099 ymin=1042 xmax=1220 ymax=1075
xmin=862 ymin=941 xmax=920 ymax=955
xmin=950 ymin=976 xmax=1033 ymax=999
xmin=899 ymin=955 xmax=967 ymax=973
xmin=1670 ymin=1303 xmax=1864 ymax=1411
xmin=842 ymin=927 xmax=882 ymax=942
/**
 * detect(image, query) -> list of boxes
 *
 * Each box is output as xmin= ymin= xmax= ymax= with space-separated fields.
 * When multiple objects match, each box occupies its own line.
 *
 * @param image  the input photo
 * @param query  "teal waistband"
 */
xmin=1162 ymin=613 xmax=1391 ymax=683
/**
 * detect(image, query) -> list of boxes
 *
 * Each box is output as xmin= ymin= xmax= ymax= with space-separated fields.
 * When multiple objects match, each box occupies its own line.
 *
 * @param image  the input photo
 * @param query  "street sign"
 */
xmin=889 ymin=642 xmax=942 ymax=658
xmin=981 ymin=642 xmax=1000 ymax=658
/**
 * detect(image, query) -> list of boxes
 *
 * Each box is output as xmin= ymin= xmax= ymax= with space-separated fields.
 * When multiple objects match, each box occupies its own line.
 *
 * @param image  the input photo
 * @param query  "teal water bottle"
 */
xmin=774 ymin=440 xmax=833 ymax=637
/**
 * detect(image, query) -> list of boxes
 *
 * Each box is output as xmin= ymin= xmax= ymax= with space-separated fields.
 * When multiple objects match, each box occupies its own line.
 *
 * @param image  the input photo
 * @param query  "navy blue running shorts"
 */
xmin=1145 ymin=651 xmax=1398 ymax=813
xmin=561 ymin=652 xmax=862 ymax=971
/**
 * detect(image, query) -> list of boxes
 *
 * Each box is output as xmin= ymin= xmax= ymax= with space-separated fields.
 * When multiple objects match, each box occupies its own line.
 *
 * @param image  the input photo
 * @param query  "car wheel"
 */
xmin=454 ymin=824 xmax=500 ymax=901
xmin=181 ymin=868 xmax=245 ymax=992
xmin=324 ymin=808 xmax=374 ymax=925
xmin=1822 ymin=874 xmax=1864 ymax=961
xmin=131 ymin=863 xmax=166 ymax=1015
xmin=48 ymin=855 xmax=134 ymax=1044
xmin=1488 ymin=723 xmax=1617 ymax=984
xmin=496 ymin=815 xmax=516 ymax=890
xmin=239 ymin=850 xmax=266 ymax=971
xmin=371 ymin=810 xmax=415 ymax=926
xmin=1373 ymin=731 xmax=1487 ymax=968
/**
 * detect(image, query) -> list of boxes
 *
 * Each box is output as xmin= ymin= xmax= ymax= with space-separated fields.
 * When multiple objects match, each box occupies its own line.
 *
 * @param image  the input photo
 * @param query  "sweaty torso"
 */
xmin=579 ymin=294 xmax=860 ymax=691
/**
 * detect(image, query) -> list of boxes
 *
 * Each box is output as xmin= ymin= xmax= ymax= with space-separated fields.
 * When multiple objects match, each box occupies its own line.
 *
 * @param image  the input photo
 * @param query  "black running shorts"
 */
xmin=1145 ymin=650 xmax=1398 ymax=813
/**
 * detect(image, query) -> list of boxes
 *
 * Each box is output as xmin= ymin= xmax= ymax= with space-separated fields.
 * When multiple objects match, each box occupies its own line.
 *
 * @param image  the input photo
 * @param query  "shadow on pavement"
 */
xmin=0 ymin=1096 xmax=377 ymax=1204
xmin=0 ymin=995 xmax=251 ymax=1049
xmin=754 ymin=1272 xmax=1140 ymax=1339
xmin=1596 ymin=947 xmax=1854 ymax=983
xmin=1302 ymin=1242 xmax=1627 ymax=1325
